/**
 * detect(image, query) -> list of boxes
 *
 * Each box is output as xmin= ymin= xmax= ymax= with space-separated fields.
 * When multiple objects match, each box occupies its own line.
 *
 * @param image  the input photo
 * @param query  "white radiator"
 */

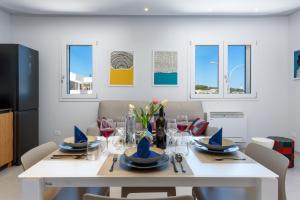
xmin=207 ymin=112 xmax=247 ymax=142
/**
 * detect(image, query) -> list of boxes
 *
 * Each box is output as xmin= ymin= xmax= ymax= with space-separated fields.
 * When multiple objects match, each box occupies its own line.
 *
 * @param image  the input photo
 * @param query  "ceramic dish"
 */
xmin=59 ymin=141 xmax=99 ymax=153
xmin=193 ymin=143 xmax=239 ymax=154
xmin=124 ymin=147 xmax=165 ymax=164
xmin=120 ymin=154 xmax=169 ymax=169
xmin=194 ymin=137 xmax=235 ymax=151
xmin=63 ymin=136 xmax=97 ymax=148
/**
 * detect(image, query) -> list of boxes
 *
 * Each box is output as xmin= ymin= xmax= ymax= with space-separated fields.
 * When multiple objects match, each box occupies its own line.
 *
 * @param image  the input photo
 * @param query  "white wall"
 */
xmin=289 ymin=10 xmax=300 ymax=151
xmin=10 ymin=16 xmax=290 ymax=144
xmin=0 ymin=9 xmax=11 ymax=42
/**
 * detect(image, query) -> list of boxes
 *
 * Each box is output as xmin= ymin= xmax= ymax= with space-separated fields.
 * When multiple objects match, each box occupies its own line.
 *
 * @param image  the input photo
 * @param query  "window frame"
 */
xmin=190 ymin=41 xmax=224 ymax=99
xmin=60 ymin=40 xmax=98 ymax=100
xmin=190 ymin=40 xmax=257 ymax=100
xmin=223 ymin=41 xmax=256 ymax=99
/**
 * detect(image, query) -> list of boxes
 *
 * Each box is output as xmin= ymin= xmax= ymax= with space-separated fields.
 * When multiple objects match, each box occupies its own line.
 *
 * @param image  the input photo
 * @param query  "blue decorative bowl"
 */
xmin=124 ymin=147 xmax=165 ymax=164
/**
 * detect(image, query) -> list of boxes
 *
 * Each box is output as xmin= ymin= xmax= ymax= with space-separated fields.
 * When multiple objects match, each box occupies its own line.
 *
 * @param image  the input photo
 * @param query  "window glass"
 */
xmin=68 ymin=45 xmax=93 ymax=95
xmin=228 ymin=45 xmax=251 ymax=94
xmin=195 ymin=45 xmax=219 ymax=94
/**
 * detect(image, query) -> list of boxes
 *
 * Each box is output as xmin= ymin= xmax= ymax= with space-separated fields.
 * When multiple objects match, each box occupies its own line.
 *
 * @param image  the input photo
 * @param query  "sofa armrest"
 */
xmin=204 ymin=126 xmax=219 ymax=136
xmin=86 ymin=122 xmax=100 ymax=136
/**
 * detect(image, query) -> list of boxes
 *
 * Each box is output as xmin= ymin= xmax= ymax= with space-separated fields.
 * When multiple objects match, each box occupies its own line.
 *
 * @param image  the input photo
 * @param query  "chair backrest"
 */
xmin=84 ymin=194 xmax=193 ymax=200
xmin=245 ymin=143 xmax=289 ymax=200
xmin=21 ymin=142 xmax=58 ymax=170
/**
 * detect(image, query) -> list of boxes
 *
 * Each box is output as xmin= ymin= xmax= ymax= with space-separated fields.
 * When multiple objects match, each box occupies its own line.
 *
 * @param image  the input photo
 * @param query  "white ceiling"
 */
xmin=0 ymin=0 xmax=299 ymax=16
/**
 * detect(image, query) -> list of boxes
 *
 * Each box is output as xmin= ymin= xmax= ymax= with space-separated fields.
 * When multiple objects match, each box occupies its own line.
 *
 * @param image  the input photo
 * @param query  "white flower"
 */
xmin=145 ymin=105 xmax=149 ymax=112
xmin=161 ymin=99 xmax=168 ymax=107
xmin=129 ymin=104 xmax=135 ymax=109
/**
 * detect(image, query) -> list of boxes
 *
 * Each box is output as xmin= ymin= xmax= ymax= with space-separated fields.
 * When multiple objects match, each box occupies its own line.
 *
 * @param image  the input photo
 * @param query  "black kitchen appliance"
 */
xmin=0 ymin=44 xmax=39 ymax=165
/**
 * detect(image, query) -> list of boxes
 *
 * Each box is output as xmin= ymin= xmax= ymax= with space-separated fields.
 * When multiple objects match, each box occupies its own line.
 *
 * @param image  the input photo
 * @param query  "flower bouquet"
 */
xmin=130 ymin=98 xmax=168 ymax=158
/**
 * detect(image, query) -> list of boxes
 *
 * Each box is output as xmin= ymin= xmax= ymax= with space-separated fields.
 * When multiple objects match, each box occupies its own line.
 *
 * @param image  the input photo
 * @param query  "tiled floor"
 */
xmin=0 ymin=155 xmax=299 ymax=200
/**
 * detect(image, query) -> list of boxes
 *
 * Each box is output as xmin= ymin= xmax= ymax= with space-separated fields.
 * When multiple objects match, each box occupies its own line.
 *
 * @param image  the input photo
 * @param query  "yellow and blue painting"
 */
xmin=153 ymin=51 xmax=178 ymax=86
xmin=109 ymin=51 xmax=134 ymax=86
xmin=294 ymin=50 xmax=300 ymax=79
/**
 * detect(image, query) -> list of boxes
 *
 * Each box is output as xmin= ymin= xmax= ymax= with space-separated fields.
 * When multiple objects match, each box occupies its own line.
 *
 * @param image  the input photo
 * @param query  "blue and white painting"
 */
xmin=294 ymin=50 xmax=300 ymax=79
xmin=153 ymin=51 xmax=178 ymax=86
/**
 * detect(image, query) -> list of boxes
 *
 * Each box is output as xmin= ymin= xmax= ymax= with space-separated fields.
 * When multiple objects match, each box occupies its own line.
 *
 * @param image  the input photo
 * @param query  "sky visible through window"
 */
xmin=69 ymin=45 xmax=92 ymax=77
xmin=228 ymin=45 xmax=246 ymax=90
xmin=195 ymin=45 xmax=219 ymax=88
xmin=195 ymin=45 xmax=246 ymax=93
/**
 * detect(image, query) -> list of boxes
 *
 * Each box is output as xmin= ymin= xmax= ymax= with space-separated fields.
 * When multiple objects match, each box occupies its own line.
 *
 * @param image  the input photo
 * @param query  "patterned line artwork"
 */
xmin=109 ymin=51 xmax=134 ymax=86
xmin=153 ymin=51 xmax=178 ymax=86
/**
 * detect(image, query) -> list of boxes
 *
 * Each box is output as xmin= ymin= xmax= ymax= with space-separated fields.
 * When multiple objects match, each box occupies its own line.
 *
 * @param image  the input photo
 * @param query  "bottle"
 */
xmin=126 ymin=105 xmax=136 ymax=147
xmin=156 ymin=106 xmax=167 ymax=149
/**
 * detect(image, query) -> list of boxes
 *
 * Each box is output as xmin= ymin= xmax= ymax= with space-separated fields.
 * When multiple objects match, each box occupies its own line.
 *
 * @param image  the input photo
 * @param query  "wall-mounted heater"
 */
xmin=207 ymin=112 xmax=247 ymax=143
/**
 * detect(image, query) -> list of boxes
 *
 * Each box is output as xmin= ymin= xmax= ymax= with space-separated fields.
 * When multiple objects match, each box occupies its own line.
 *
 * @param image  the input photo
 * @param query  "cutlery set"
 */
xmin=50 ymin=153 xmax=87 ymax=159
xmin=215 ymin=157 xmax=246 ymax=161
xmin=171 ymin=154 xmax=186 ymax=173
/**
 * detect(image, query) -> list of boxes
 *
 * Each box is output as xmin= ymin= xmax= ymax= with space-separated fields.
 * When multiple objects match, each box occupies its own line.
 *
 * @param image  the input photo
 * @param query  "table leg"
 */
xmin=256 ymin=178 xmax=278 ymax=200
xmin=22 ymin=178 xmax=44 ymax=200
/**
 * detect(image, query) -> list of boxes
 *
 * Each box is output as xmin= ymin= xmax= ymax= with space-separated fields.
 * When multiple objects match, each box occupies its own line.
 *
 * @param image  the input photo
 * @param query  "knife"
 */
xmin=170 ymin=155 xmax=178 ymax=173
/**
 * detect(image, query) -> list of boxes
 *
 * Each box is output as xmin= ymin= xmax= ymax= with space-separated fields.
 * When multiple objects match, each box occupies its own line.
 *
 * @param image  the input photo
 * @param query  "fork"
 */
xmin=109 ymin=155 xmax=118 ymax=172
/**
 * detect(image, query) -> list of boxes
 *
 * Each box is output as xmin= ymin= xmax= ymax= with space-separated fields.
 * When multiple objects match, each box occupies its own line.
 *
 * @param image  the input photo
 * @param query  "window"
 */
xmin=191 ymin=41 xmax=255 ymax=99
xmin=195 ymin=45 xmax=220 ymax=95
xmin=226 ymin=45 xmax=251 ymax=95
xmin=61 ymin=41 xmax=97 ymax=99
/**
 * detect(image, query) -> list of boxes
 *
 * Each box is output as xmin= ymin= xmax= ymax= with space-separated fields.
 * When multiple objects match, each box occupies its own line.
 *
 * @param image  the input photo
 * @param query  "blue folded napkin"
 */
xmin=74 ymin=126 xmax=88 ymax=143
xmin=209 ymin=128 xmax=223 ymax=146
xmin=137 ymin=137 xmax=151 ymax=158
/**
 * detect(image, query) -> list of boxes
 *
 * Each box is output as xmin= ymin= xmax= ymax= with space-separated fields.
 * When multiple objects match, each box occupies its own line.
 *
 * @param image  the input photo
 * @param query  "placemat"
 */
xmin=192 ymin=148 xmax=255 ymax=163
xmin=98 ymin=154 xmax=193 ymax=177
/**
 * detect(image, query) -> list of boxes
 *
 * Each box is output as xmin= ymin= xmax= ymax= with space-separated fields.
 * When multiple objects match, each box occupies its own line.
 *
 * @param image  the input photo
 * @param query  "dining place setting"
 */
xmin=49 ymin=126 xmax=101 ymax=160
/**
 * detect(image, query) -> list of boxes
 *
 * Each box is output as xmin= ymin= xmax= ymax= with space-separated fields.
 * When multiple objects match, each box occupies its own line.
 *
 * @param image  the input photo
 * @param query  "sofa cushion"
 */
xmin=98 ymin=101 xmax=205 ymax=121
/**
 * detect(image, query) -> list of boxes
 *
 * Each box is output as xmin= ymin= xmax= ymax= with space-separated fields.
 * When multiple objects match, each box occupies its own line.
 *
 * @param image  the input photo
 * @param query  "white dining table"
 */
xmin=19 ymin=137 xmax=278 ymax=200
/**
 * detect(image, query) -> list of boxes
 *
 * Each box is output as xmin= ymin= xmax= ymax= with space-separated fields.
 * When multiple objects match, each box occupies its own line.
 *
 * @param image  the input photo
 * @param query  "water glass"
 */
xmin=86 ymin=141 xmax=100 ymax=161
xmin=166 ymin=119 xmax=177 ymax=154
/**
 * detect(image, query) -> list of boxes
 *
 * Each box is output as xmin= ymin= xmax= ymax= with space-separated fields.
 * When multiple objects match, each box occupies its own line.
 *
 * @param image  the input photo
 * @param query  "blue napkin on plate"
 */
xmin=74 ymin=126 xmax=88 ymax=143
xmin=137 ymin=137 xmax=151 ymax=158
xmin=209 ymin=128 xmax=223 ymax=146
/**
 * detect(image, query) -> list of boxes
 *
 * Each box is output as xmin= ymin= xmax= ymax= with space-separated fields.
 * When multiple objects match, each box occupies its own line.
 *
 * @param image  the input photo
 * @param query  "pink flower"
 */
xmin=152 ymin=98 xmax=159 ymax=105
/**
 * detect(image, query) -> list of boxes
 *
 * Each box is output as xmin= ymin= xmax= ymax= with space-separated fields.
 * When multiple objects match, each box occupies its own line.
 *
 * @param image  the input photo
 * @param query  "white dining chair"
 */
xmin=84 ymin=194 xmax=193 ymax=200
xmin=192 ymin=142 xmax=289 ymax=200
xmin=21 ymin=142 xmax=110 ymax=200
xmin=121 ymin=187 xmax=176 ymax=198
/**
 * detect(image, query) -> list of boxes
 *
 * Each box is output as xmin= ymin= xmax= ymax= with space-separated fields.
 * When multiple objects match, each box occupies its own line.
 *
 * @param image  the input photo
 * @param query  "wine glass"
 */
xmin=100 ymin=118 xmax=115 ymax=153
xmin=176 ymin=115 xmax=190 ymax=155
xmin=166 ymin=119 xmax=177 ymax=154
xmin=176 ymin=115 xmax=189 ymax=133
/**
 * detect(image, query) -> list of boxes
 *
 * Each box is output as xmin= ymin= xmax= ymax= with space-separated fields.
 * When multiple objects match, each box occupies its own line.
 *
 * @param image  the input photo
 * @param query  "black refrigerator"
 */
xmin=0 ymin=44 xmax=39 ymax=165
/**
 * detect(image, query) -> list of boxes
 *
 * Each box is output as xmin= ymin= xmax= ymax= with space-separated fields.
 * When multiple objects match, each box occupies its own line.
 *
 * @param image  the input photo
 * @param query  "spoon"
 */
xmin=175 ymin=154 xmax=186 ymax=173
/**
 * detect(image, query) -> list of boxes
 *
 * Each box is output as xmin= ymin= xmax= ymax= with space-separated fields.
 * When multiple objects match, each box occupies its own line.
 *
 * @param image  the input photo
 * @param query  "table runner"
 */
xmin=98 ymin=154 xmax=193 ymax=177
xmin=192 ymin=149 xmax=255 ymax=163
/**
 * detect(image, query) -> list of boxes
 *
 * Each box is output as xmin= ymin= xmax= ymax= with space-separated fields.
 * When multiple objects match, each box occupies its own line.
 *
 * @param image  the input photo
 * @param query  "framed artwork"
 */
xmin=153 ymin=50 xmax=178 ymax=86
xmin=294 ymin=50 xmax=300 ymax=79
xmin=109 ymin=51 xmax=134 ymax=86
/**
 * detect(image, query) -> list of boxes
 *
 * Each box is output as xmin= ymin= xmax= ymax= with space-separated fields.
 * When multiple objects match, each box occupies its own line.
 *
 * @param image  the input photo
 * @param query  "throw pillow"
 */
xmin=189 ymin=118 xmax=209 ymax=136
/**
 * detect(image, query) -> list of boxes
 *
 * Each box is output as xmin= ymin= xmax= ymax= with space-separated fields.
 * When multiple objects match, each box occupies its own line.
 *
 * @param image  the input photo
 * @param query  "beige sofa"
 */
xmin=87 ymin=100 xmax=218 ymax=136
